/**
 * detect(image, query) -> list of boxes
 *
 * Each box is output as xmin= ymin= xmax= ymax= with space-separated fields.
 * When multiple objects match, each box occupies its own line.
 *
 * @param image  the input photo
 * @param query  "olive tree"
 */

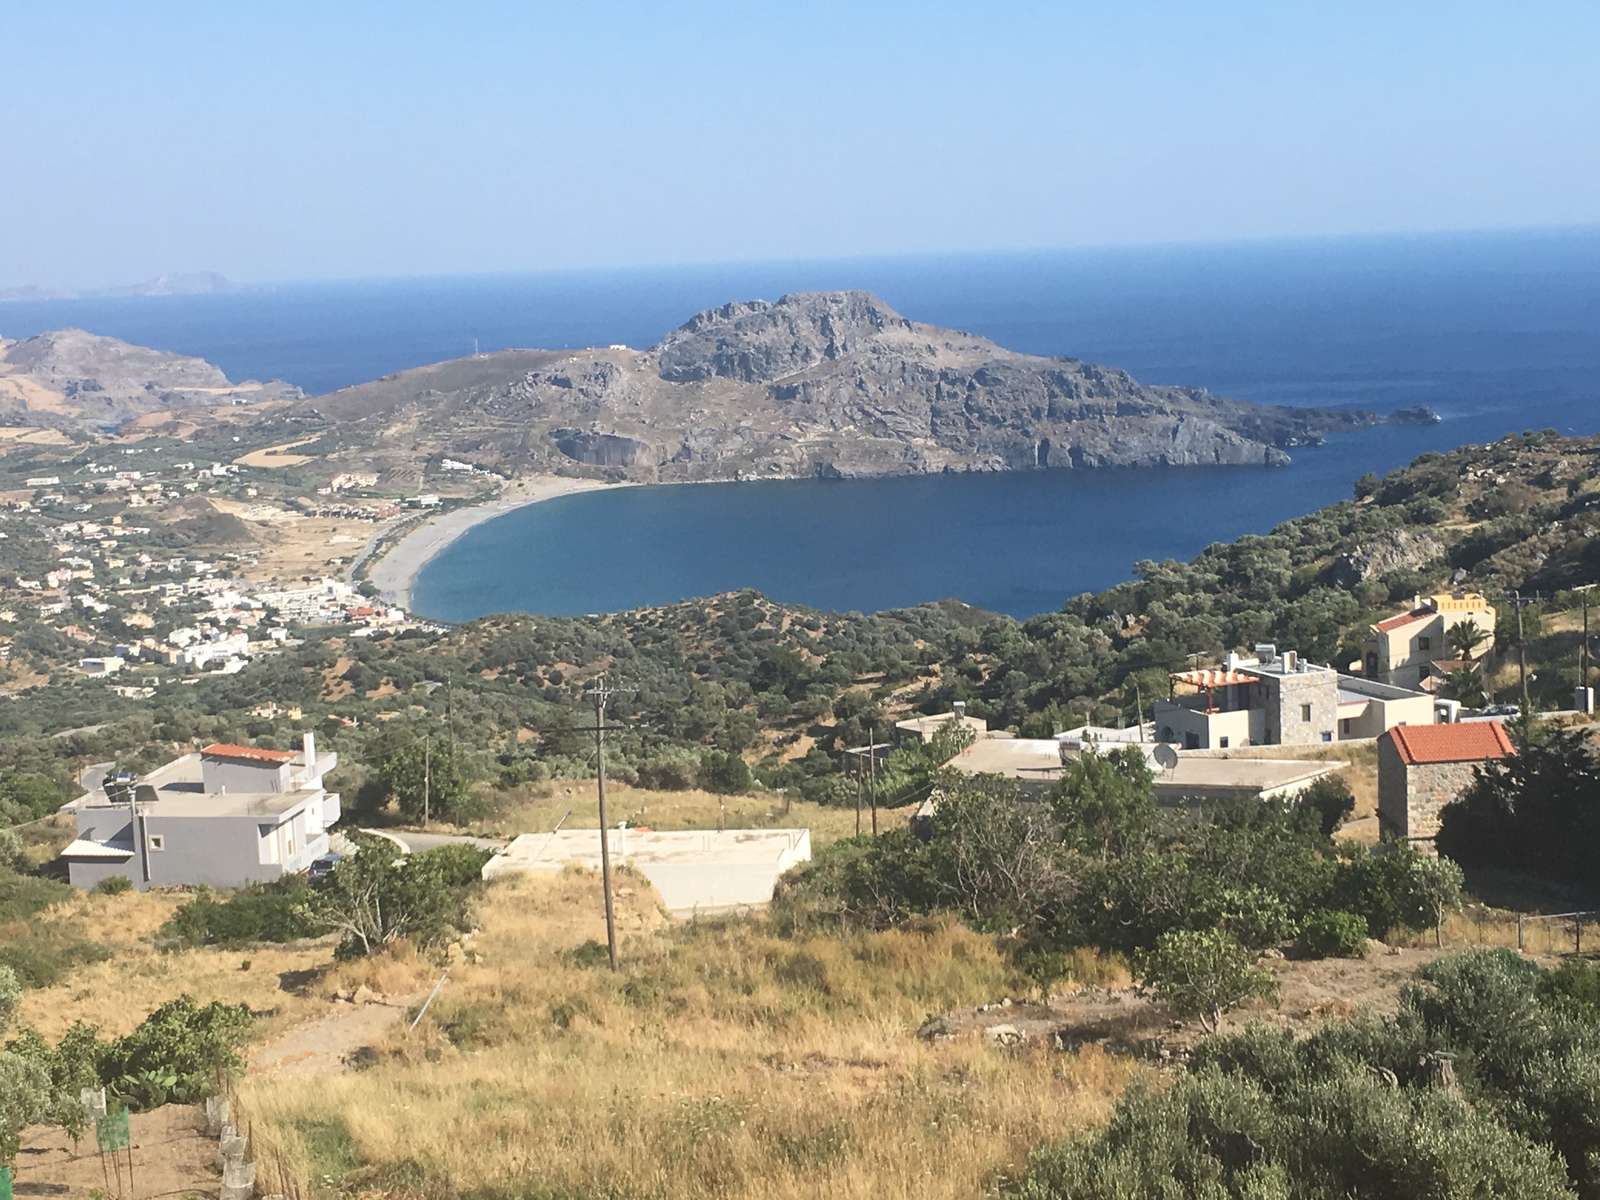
xmin=1138 ymin=929 xmax=1278 ymax=1033
xmin=0 ymin=965 xmax=49 ymax=1171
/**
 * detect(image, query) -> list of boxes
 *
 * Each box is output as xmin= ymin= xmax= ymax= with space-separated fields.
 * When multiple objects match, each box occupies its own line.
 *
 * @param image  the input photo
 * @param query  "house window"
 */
xmin=1321 ymin=731 xmax=1333 ymax=743
xmin=1300 ymin=704 xmax=1313 ymax=722
xmin=147 ymin=834 xmax=165 ymax=851
xmin=1340 ymin=719 xmax=1351 ymax=735
xmin=1219 ymin=736 xmax=1230 ymax=749
xmin=1419 ymin=636 xmax=1431 ymax=651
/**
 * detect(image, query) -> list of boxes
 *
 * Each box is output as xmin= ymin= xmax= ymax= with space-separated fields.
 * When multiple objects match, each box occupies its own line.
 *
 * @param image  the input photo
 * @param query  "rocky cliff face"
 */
xmin=300 ymin=291 xmax=1379 ymax=481
xmin=0 ymin=328 xmax=300 ymax=431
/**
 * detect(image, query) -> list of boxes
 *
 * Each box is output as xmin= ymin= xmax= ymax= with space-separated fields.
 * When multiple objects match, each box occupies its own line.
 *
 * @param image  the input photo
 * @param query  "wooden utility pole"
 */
xmin=446 ymin=678 xmax=457 ymax=759
xmin=1583 ymin=593 xmax=1591 ymax=687
xmin=854 ymin=753 xmax=863 ymax=837
xmin=581 ymin=674 xmax=631 ymax=971
xmin=423 ymin=736 xmax=432 ymax=826
xmin=1511 ymin=591 xmax=1533 ymax=713
xmin=868 ymin=725 xmax=878 ymax=837
xmin=1134 ymin=680 xmax=1146 ymax=741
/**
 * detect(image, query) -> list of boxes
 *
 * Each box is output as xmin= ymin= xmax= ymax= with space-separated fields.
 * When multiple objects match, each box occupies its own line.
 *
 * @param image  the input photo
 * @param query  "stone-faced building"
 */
xmin=1152 ymin=647 xmax=1436 ymax=750
xmin=1377 ymin=721 xmax=1515 ymax=847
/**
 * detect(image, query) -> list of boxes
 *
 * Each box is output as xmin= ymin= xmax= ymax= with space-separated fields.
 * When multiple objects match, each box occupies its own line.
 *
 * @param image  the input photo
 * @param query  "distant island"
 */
xmin=0 ymin=271 xmax=236 ymax=303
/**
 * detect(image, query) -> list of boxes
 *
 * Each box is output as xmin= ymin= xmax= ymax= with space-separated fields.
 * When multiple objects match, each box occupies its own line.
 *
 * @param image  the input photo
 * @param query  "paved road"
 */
xmin=77 ymin=761 xmax=115 ymax=793
xmin=359 ymin=827 xmax=507 ymax=855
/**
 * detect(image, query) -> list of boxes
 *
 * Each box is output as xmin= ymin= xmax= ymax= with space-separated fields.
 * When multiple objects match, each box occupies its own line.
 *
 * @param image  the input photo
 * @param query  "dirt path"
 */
xmin=234 ymin=434 xmax=320 ymax=468
xmin=250 ymin=994 xmax=419 ymax=1077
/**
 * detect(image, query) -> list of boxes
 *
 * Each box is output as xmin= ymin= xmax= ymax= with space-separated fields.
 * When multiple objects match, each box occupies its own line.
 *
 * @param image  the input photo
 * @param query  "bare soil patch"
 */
xmin=16 ymin=1103 xmax=216 ymax=1199
xmin=929 ymin=944 xmax=1450 ymax=1058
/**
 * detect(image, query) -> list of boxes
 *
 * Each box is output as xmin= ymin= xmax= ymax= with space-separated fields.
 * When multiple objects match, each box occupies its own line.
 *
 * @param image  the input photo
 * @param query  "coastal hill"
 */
xmin=0 ymin=328 xmax=300 ymax=431
xmin=291 ymin=291 xmax=1383 ymax=482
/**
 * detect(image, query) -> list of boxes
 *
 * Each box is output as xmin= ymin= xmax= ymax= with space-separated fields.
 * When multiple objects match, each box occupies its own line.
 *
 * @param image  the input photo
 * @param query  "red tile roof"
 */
xmin=1373 ymin=607 xmax=1431 ymax=633
xmin=200 ymin=742 xmax=296 ymax=764
xmin=1384 ymin=721 xmax=1515 ymax=766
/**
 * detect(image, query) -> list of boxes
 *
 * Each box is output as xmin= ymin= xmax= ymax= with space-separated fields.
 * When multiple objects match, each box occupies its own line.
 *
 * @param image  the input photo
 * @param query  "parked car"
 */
xmin=307 ymin=852 xmax=345 ymax=881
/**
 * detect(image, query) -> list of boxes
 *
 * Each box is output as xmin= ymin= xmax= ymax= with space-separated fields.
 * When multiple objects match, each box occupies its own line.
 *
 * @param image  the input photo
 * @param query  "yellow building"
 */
xmin=1363 ymin=592 xmax=1496 ymax=689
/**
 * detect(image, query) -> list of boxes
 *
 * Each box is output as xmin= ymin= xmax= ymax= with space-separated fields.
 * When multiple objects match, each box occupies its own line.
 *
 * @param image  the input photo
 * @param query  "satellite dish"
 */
xmin=1153 ymin=743 xmax=1179 ymax=772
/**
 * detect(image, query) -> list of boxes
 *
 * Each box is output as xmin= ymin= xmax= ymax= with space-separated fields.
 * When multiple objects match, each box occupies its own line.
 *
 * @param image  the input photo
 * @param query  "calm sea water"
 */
xmin=4 ymin=229 xmax=1598 ymax=618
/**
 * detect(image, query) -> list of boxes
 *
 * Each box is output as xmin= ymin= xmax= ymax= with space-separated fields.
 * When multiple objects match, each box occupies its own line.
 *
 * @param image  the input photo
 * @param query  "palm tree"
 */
xmin=1443 ymin=666 xmax=1487 ymax=709
xmin=1447 ymin=617 xmax=1490 ymax=660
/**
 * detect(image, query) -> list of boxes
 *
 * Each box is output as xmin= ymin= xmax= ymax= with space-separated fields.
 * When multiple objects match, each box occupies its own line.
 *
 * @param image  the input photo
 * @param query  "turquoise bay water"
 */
xmin=4 ymin=229 xmax=1598 ymax=619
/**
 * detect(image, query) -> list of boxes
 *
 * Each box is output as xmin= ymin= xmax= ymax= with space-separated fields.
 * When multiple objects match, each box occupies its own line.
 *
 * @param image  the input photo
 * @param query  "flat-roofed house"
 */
xmin=893 ymin=704 xmax=988 ymax=747
xmin=1151 ymin=646 xmax=1435 ymax=750
xmin=59 ymin=734 xmax=341 ymax=891
xmin=1377 ymin=720 xmax=1515 ymax=848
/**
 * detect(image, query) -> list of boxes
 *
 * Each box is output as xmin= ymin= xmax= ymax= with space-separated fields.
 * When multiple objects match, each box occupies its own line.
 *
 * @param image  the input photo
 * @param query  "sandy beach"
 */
xmin=365 ymin=475 xmax=629 ymax=610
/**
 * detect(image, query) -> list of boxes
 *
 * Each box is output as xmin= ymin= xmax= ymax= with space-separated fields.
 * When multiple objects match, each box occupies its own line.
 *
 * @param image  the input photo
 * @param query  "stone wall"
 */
xmin=1378 ymin=739 xmax=1483 ymax=845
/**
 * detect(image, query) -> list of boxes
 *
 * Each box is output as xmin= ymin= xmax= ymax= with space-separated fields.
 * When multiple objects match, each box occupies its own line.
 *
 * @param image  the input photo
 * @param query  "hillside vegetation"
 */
xmin=4 ymin=430 xmax=1597 ymax=829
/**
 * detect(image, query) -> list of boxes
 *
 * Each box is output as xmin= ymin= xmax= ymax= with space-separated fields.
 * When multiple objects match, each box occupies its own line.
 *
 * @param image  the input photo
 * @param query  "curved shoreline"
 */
xmin=366 ymin=476 xmax=631 ymax=610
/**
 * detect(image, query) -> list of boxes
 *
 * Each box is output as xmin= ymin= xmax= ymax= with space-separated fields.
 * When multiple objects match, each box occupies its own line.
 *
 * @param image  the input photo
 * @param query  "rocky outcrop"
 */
xmin=1324 ymin=528 xmax=1447 ymax=587
xmin=552 ymin=429 xmax=657 ymax=468
xmin=299 ymin=291 xmax=1381 ymax=483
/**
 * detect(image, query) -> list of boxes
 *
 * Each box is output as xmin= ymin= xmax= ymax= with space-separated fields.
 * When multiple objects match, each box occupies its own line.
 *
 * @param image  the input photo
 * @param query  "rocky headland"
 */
xmin=292 ymin=291 xmax=1386 ymax=483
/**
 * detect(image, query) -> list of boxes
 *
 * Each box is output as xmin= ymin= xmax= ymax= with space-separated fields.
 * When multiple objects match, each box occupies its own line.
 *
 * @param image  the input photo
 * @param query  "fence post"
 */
xmin=1517 ymin=916 xmax=1524 ymax=952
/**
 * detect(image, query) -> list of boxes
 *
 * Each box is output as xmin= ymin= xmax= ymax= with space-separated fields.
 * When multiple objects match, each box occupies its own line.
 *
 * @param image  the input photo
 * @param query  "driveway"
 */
xmin=360 ymin=827 xmax=507 ymax=855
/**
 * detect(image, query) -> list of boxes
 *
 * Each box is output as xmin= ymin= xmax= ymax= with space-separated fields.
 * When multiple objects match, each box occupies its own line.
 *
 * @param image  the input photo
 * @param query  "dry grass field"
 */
xmin=241 ymin=871 xmax=1136 ymax=1200
xmin=13 ymin=886 xmax=340 ymax=1040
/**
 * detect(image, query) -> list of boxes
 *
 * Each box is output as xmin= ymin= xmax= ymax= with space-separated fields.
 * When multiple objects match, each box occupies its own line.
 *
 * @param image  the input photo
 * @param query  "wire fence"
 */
xmin=1391 ymin=903 xmax=1600 ymax=956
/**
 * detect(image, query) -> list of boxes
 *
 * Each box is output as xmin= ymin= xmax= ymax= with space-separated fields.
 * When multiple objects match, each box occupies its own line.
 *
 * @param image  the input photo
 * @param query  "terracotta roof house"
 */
xmin=1363 ymin=593 xmax=1496 ymax=689
xmin=1377 ymin=721 xmax=1515 ymax=848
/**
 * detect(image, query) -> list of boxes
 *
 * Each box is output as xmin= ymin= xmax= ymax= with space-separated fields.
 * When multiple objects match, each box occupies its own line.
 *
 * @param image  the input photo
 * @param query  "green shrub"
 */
xmin=1297 ymin=910 xmax=1369 ymax=959
xmin=100 ymin=995 xmax=252 ymax=1109
xmin=1296 ymin=775 xmax=1355 ymax=837
xmin=417 ymin=843 xmax=493 ymax=889
xmin=698 ymin=750 xmax=753 ymax=794
xmin=0 ymin=868 xmax=73 ymax=923
xmin=0 ymin=933 xmax=111 ymax=988
xmin=91 ymin=875 xmax=134 ymax=896
xmin=1012 ymin=950 xmax=1600 ymax=1199
xmin=0 ymin=829 xmax=22 ymax=872
xmin=162 ymin=879 xmax=317 ymax=948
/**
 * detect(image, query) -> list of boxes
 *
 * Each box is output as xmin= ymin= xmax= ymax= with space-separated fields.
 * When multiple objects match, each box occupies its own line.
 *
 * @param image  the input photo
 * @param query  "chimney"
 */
xmin=1225 ymin=651 xmax=1241 ymax=671
xmin=953 ymin=700 xmax=966 ymax=720
xmin=1283 ymin=650 xmax=1298 ymax=673
xmin=303 ymin=730 xmax=316 ymax=771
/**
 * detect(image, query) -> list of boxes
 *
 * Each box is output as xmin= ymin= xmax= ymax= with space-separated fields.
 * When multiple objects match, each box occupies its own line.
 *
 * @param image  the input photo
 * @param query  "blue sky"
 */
xmin=4 ymin=1 xmax=1596 ymax=287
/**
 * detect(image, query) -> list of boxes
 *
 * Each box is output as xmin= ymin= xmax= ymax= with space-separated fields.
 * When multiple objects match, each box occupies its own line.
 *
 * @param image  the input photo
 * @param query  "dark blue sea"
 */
xmin=4 ymin=228 xmax=1598 ymax=619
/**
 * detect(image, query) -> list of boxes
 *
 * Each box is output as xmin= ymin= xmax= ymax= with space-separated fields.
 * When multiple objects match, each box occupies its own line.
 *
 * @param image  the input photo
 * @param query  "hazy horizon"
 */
xmin=8 ymin=222 xmax=1599 ymax=298
xmin=5 ymin=2 xmax=1597 ymax=292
